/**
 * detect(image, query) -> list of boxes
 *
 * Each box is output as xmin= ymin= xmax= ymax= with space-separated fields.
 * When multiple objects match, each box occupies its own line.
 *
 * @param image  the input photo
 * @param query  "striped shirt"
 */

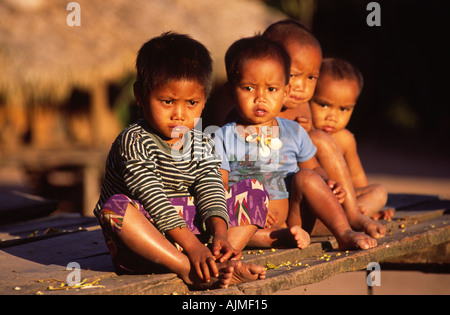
xmin=94 ymin=119 xmax=229 ymax=234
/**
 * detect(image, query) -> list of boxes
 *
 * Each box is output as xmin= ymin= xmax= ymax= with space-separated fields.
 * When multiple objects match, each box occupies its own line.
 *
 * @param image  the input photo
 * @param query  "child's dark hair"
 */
xmin=225 ymin=35 xmax=291 ymax=85
xmin=135 ymin=32 xmax=213 ymax=97
xmin=321 ymin=58 xmax=364 ymax=93
xmin=263 ymin=19 xmax=321 ymax=52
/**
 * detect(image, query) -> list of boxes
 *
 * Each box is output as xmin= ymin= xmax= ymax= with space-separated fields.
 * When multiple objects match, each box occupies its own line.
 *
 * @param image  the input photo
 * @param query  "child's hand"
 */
xmin=186 ymin=243 xmax=220 ymax=283
xmin=211 ymin=235 xmax=242 ymax=262
xmin=265 ymin=210 xmax=278 ymax=228
xmin=294 ymin=116 xmax=312 ymax=133
xmin=326 ymin=179 xmax=347 ymax=204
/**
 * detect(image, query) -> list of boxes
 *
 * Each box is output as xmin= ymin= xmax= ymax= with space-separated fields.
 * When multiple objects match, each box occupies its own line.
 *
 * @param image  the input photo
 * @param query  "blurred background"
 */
xmin=0 ymin=0 xmax=449 ymax=218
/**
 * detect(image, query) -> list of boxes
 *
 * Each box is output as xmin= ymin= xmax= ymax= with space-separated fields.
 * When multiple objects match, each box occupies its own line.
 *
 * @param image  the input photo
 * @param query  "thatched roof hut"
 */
xmin=0 ymin=0 xmax=284 ymax=103
xmin=0 ymin=0 xmax=285 ymax=147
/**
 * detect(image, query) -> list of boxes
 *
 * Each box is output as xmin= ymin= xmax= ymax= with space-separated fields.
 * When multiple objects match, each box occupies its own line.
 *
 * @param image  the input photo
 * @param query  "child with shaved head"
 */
xmin=263 ymin=19 xmax=388 ymax=239
xmin=311 ymin=58 xmax=390 ymax=221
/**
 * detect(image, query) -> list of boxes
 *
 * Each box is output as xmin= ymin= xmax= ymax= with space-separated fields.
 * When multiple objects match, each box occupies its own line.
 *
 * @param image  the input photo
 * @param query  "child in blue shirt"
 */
xmin=215 ymin=35 xmax=377 ymax=250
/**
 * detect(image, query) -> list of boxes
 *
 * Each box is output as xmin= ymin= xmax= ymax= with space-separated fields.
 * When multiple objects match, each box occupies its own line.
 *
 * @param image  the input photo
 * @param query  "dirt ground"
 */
xmin=275 ymin=270 xmax=450 ymax=295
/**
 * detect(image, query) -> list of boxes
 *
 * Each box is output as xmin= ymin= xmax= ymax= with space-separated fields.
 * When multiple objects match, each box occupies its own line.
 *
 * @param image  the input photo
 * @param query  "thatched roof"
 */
xmin=0 ymin=0 xmax=285 ymax=103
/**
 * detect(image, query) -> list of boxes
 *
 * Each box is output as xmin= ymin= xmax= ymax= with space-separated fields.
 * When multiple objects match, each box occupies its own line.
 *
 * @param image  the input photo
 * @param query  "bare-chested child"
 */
xmin=310 ymin=58 xmax=391 ymax=220
xmin=93 ymin=32 xmax=267 ymax=290
xmin=214 ymin=35 xmax=377 ymax=250
xmin=263 ymin=20 xmax=389 ymax=239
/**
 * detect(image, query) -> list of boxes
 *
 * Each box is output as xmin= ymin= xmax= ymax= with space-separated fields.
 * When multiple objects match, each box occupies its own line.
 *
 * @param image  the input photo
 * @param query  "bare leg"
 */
xmin=310 ymin=130 xmax=386 ymax=238
xmin=120 ymin=202 xmax=219 ymax=287
xmin=120 ymin=203 xmax=264 ymax=287
xmin=247 ymin=225 xmax=310 ymax=249
xmin=287 ymin=169 xmax=377 ymax=250
xmin=219 ymin=225 xmax=268 ymax=282
xmin=227 ymin=225 xmax=258 ymax=252
xmin=356 ymin=184 xmax=390 ymax=220
xmin=247 ymin=198 xmax=310 ymax=249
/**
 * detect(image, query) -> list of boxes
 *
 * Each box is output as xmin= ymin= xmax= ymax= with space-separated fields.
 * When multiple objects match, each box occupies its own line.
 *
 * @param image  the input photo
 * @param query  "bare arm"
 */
xmin=166 ymin=226 xmax=218 ymax=282
xmin=207 ymin=216 xmax=242 ymax=262
xmin=298 ymin=157 xmax=347 ymax=204
xmin=298 ymin=156 xmax=327 ymax=179
xmin=334 ymin=129 xmax=368 ymax=189
xmin=220 ymin=169 xmax=229 ymax=190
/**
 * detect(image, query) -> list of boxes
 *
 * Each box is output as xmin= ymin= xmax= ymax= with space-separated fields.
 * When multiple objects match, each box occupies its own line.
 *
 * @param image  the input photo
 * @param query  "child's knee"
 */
xmin=99 ymin=194 xmax=144 ymax=235
xmin=293 ymin=169 xmax=320 ymax=187
xmin=356 ymin=184 xmax=388 ymax=207
xmin=372 ymin=184 xmax=388 ymax=204
xmin=309 ymin=129 xmax=339 ymax=154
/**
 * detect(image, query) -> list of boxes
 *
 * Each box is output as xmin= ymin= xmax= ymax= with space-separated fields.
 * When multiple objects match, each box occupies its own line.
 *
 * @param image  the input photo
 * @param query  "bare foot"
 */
xmin=183 ymin=261 xmax=234 ymax=290
xmin=335 ymin=229 xmax=377 ymax=251
xmin=363 ymin=220 xmax=386 ymax=239
xmin=248 ymin=226 xmax=310 ymax=249
xmin=349 ymin=213 xmax=386 ymax=239
xmin=185 ymin=260 xmax=265 ymax=290
xmin=229 ymin=261 xmax=266 ymax=286
xmin=371 ymin=208 xmax=395 ymax=221
xmin=288 ymin=225 xmax=310 ymax=249
xmin=265 ymin=226 xmax=310 ymax=249
xmin=361 ymin=204 xmax=394 ymax=222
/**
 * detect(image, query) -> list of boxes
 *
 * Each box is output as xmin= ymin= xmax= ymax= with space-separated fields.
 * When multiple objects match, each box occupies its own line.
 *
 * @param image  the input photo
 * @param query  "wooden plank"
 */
xmin=0 ymin=214 xmax=98 ymax=246
xmin=381 ymin=241 xmax=450 ymax=271
xmin=1 ymin=203 xmax=449 ymax=295
xmin=0 ymin=148 xmax=108 ymax=169
xmin=0 ymin=228 xmax=113 ymax=295
xmin=387 ymin=193 xmax=450 ymax=211
xmin=0 ymin=190 xmax=58 ymax=225
xmin=228 ymin=214 xmax=450 ymax=295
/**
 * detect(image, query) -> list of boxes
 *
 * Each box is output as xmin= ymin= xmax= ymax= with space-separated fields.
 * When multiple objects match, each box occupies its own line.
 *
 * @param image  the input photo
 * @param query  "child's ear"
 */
xmin=133 ymin=81 xmax=143 ymax=107
xmin=283 ymin=84 xmax=291 ymax=103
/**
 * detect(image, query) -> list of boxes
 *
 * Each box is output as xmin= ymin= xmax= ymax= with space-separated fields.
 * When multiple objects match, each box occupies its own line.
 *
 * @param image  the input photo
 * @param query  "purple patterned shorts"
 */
xmin=98 ymin=179 xmax=268 ymax=274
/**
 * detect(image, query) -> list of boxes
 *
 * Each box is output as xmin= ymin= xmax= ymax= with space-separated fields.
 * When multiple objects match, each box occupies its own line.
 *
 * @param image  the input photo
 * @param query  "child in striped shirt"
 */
xmin=94 ymin=32 xmax=267 ymax=289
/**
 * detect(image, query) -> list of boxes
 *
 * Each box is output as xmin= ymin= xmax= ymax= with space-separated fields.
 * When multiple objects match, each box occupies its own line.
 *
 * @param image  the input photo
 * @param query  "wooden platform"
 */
xmin=0 ymin=190 xmax=58 ymax=225
xmin=0 ymin=192 xmax=448 ymax=295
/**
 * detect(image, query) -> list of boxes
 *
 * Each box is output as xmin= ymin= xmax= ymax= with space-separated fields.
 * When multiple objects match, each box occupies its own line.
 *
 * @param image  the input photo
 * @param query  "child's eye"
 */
xmin=162 ymin=100 xmax=173 ymax=105
xmin=188 ymin=100 xmax=198 ymax=106
xmin=243 ymin=86 xmax=254 ymax=91
xmin=268 ymin=87 xmax=277 ymax=92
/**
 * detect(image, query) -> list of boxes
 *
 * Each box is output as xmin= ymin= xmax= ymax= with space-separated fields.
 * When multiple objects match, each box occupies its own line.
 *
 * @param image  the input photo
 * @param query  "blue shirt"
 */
xmin=214 ymin=117 xmax=317 ymax=200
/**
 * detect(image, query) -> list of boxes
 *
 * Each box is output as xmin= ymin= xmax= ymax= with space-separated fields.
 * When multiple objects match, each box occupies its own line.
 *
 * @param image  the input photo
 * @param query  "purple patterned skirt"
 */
xmin=97 ymin=179 xmax=268 ymax=274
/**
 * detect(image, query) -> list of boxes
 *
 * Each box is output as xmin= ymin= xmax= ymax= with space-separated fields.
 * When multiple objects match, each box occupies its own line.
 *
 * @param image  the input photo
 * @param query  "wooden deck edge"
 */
xmin=220 ymin=218 xmax=450 ymax=295
xmin=57 ymin=214 xmax=450 ymax=295
xmin=2 ymin=210 xmax=448 ymax=295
